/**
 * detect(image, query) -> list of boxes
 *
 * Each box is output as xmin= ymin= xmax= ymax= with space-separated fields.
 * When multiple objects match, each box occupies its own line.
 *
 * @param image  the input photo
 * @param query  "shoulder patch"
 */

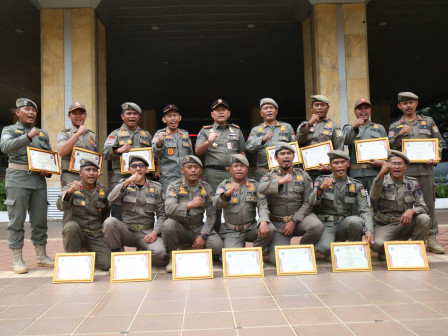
xmin=1 ymin=133 xmax=11 ymax=140
xmin=433 ymin=125 xmax=439 ymax=133
xmin=104 ymin=136 xmax=116 ymax=146
xmin=360 ymin=188 xmax=367 ymax=197
xmin=230 ymin=123 xmax=240 ymax=129
xmin=58 ymin=133 xmax=68 ymax=141
xmin=203 ymin=125 xmax=213 ymax=129
xmin=388 ymin=130 xmax=394 ymax=138
xmin=260 ymin=175 xmax=269 ymax=181
xmin=336 ymin=130 xmax=343 ymax=137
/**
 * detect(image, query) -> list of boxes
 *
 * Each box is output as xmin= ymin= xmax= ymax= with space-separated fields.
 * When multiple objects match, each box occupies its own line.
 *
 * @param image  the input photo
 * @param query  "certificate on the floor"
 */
xmin=120 ymin=147 xmax=155 ymax=174
xmin=330 ymin=242 xmax=372 ymax=272
xmin=402 ymin=138 xmax=439 ymax=163
xmin=68 ymin=147 xmax=103 ymax=174
xmin=265 ymin=141 xmax=302 ymax=170
xmin=384 ymin=241 xmax=429 ymax=271
xmin=110 ymin=251 xmax=152 ymax=282
xmin=275 ymin=245 xmax=317 ymax=275
xmin=222 ymin=247 xmax=263 ymax=278
xmin=172 ymin=249 xmax=213 ymax=280
xmin=355 ymin=137 xmax=389 ymax=163
xmin=53 ymin=253 xmax=95 ymax=283
xmin=300 ymin=141 xmax=333 ymax=170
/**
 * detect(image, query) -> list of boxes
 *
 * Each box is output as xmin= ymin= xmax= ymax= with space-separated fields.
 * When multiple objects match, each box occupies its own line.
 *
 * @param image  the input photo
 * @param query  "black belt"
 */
xmin=205 ymin=165 xmax=230 ymax=172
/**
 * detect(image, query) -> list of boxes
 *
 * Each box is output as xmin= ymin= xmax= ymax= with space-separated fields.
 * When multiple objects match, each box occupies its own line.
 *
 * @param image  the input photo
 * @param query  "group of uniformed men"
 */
xmin=1 ymin=92 xmax=443 ymax=274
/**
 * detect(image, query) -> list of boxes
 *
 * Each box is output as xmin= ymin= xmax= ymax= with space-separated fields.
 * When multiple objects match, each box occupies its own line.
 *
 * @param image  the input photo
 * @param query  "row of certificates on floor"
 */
xmin=53 ymin=241 xmax=429 ymax=283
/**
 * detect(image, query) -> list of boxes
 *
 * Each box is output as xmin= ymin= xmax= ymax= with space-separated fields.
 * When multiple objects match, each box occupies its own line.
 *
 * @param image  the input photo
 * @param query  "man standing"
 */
xmin=389 ymin=92 xmax=444 ymax=253
xmin=258 ymin=142 xmax=324 ymax=265
xmin=1 ymin=98 xmax=54 ymax=274
xmin=103 ymin=155 xmax=166 ymax=265
xmin=163 ymin=155 xmax=223 ymax=273
xmin=57 ymin=159 xmax=111 ymax=270
xmin=297 ymin=95 xmax=344 ymax=181
xmin=370 ymin=150 xmax=430 ymax=260
xmin=246 ymin=98 xmax=296 ymax=180
xmin=214 ymin=154 xmax=275 ymax=249
xmin=310 ymin=150 xmax=373 ymax=258
xmin=152 ymin=104 xmax=193 ymax=192
xmin=103 ymin=102 xmax=152 ymax=219
xmin=57 ymin=101 xmax=96 ymax=187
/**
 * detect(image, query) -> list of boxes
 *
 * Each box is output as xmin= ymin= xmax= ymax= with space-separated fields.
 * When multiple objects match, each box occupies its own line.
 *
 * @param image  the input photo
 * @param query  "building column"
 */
xmin=303 ymin=2 xmax=369 ymax=126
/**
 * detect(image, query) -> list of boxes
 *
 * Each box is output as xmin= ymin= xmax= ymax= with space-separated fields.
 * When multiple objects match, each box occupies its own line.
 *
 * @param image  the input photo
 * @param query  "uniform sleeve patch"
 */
xmin=260 ymin=175 xmax=269 ymax=181
xmin=361 ymin=188 xmax=367 ymax=197
xmin=104 ymin=136 xmax=116 ymax=146
xmin=314 ymin=181 xmax=320 ymax=188
xmin=1 ymin=133 xmax=11 ymax=140
xmin=168 ymin=189 xmax=177 ymax=197
xmin=433 ymin=125 xmax=439 ymax=133
xmin=388 ymin=130 xmax=394 ymax=138
xmin=247 ymin=135 xmax=253 ymax=142
xmin=216 ymin=187 xmax=225 ymax=194
xmin=197 ymin=131 xmax=202 ymax=138
xmin=336 ymin=130 xmax=343 ymax=137
xmin=291 ymin=131 xmax=296 ymax=140
xmin=58 ymin=133 xmax=68 ymax=141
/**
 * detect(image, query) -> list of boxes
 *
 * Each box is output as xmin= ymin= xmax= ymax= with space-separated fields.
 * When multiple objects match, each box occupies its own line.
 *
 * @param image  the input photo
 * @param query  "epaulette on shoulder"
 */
xmin=406 ymin=176 xmax=418 ymax=182
xmin=151 ymin=180 xmax=162 ymax=187
xmin=230 ymin=123 xmax=240 ymax=129
xmin=348 ymin=177 xmax=363 ymax=185
xmin=202 ymin=125 xmax=213 ymax=129
xmin=88 ymin=129 xmax=95 ymax=133
xmin=248 ymin=178 xmax=257 ymax=183
xmin=61 ymin=128 xmax=70 ymax=133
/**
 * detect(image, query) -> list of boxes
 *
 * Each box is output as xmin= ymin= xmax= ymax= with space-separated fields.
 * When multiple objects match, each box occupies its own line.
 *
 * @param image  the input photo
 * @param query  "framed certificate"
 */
xmin=68 ymin=147 xmax=103 ymax=174
xmin=330 ymin=242 xmax=372 ymax=272
xmin=53 ymin=252 xmax=95 ymax=283
xmin=402 ymin=139 xmax=439 ymax=163
xmin=110 ymin=251 xmax=152 ymax=282
xmin=27 ymin=147 xmax=61 ymax=175
xmin=275 ymin=245 xmax=317 ymax=275
xmin=265 ymin=141 xmax=302 ymax=170
xmin=172 ymin=249 xmax=213 ymax=280
xmin=355 ymin=137 xmax=389 ymax=163
xmin=384 ymin=241 xmax=429 ymax=271
xmin=222 ymin=247 xmax=263 ymax=278
xmin=300 ymin=141 xmax=333 ymax=170
xmin=120 ymin=147 xmax=155 ymax=174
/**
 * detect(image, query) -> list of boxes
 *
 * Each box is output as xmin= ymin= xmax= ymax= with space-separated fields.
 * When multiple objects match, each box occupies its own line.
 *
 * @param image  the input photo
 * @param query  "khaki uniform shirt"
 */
xmin=213 ymin=179 xmax=269 ymax=226
xmin=0 ymin=121 xmax=51 ymax=189
xmin=108 ymin=179 xmax=166 ymax=233
xmin=370 ymin=174 xmax=428 ymax=224
xmin=297 ymin=117 xmax=344 ymax=150
xmin=165 ymin=178 xmax=216 ymax=234
xmin=258 ymin=168 xmax=314 ymax=222
xmin=246 ymin=121 xmax=296 ymax=168
xmin=57 ymin=183 xmax=109 ymax=237
xmin=195 ymin=122 xmax=245 ymax=167
xmin=310 ymin=174 xmax=373 ymax=232
xmin=389 ymin=115 xmax=443 ymax=176
xmin=57 ymin=125 xmax=97 ymax=170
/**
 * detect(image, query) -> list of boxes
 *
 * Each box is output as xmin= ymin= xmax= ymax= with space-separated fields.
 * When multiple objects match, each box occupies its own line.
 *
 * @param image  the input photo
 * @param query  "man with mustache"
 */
xmin=370 ymin=150 xmax=430 ymax=260
xmin=310 ymin=150 xmax=373 ymax=258
xmin=389 ymin=92 xmax=444 ymax=254
xmin=1 ymin=98 xmax=54 ymax=273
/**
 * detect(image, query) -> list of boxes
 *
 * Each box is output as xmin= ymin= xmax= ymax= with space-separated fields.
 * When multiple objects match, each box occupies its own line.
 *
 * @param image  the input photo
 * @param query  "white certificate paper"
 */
xmin=277 ymin=247 xmax=315 ymax=273
xmin=356 ymin=138 xmax=389 ymax=162
xmin=224 ymin=249 xmax=262 ymax=277
xmin=174 ymin=251 xmax=212 ymax=279
xmin=29 ymin=149 xmax=58 ymax=171
xmin=403 ymin=140 xmax=437 ymax=162
xmin=333 ymin=244 xmax=369 ymax=270
xmin=55 ymin=255 xmax=94 ymax=282
xmin=112 ymin=253 xmax=150 ymax=281
xmin=301 ymin=142 xmax=332 ymax=170
xmin=71 ymin=149 xmax=101 ymax=172
xmin=266 ymin=142 xmax=301 ymax=169
xmin=387 ymin=244 xmax=426 ymax=268
xmin=122 ymin=148 xmax=154 ymax=173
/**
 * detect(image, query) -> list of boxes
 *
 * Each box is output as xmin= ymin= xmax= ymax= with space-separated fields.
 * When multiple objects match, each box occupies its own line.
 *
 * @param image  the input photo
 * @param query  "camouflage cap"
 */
xmin=275 ymin=142 xmax=295 ymax=155
xmin=68 ymin=101 xmax=86 ymax=113
xmin=388 ymin=150 xmax=410 ymax=164
xmin=311 ymin=95 xmax=330 ymax=105
xmin=16 ymin=98 xmax=38 ymax=111
xmin=327 ymin=150 xmax=350 ymax=161
xmin=354 ymin=98 xmax=372 ymax=109
xmin=260 ymin=98 xmax=278 ymax=109
xmin=162 ymin=104 xmax=180 ymax=115
xmin=182 ymin=155 xmax=203 ymax=167
xmin=398 ymin=92 xmax=419 ymax=102
xmin=230 ymin=154 xmax=249 ymax=167
xmin=79 ymin=158 xmax=99 ymax=169
xmin=121 ymin=102 xmax=142 ymax=113
xmin=211 ymin=98 xmax=229 ymax=110
xmin=128 ymin=154 xmax=149 ymax=166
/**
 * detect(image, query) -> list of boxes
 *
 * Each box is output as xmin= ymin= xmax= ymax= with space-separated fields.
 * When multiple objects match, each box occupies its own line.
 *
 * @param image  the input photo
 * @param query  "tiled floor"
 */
xmin=1 ymin=211 xmax=448 ymax=335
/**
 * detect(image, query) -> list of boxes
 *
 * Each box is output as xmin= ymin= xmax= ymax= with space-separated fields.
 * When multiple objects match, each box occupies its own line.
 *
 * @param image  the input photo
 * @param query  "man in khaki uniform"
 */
xmin=152 ymin=104 xmax=193 ymax=192
xmin=311 ymin=150 xmax=374 ymax=257
xmin=370 ymin=150 xmax=430 ymax=260
xmin=297 ymin=95 xmax=344 ymax=181
xmin=163 ymin=155 xmax=223 ymax=272
xmin=258 ymin=142 xmax=324 ymax=265
xmin=103 ymin=155 xmax=166 ymax=265
xmin=57 ymin=159 xmax=111 ymax=270
xmin=103 ymin=102 xmax=152 ymax=219
xmin=214 ymin=154 xmax=275 ymax=249
xmin=57 ymin=101 xmax=97 ymax=187
xmin=195 ymin=99 xmax=246 ymax=231
xmin=389 ymin=92 xmax=444 ymax=253
xmin=0 ymin=98 xmax=54 ymax=273
xmin=246 ymin=98 xmax=296 ymax=180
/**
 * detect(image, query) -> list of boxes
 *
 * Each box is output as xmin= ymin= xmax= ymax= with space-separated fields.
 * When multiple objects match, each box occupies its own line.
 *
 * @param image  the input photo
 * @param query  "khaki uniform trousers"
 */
xmin=409 ymin=174 xmax=438 ymax=235
xmin=219 ymin=221 xmax=275 ymax=249
xmin=204 ymin=167 xmax=231 ymax=232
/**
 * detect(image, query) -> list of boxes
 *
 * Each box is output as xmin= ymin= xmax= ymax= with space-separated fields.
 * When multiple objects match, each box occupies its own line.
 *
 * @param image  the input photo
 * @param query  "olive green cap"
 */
xmin=275 ymin=142 xmax=295 ymax=155
xmin=16 ymin=98 xmax=38 ymax=111
xmin=354 ymin=98 xmax=372 ymax=109
xmin=79 ymin=159 xmax=99 ymax=169
xmin=311 ymin=95 xmax=330 ymax=105
xmin=398 ymin=92 xmax=419 ymax=102
xmin=129 ymin=155 xmax=149 ymax=166
xmin=327 ymin=150 xmax=350 ymax=161
xmin=68 ymin=101 xmax=86 ymax=113
xmin=388 ymin=150 xmax=410 ymax=164
xmin=260 ymin=98 xmax=278 ymax=109
xmin=230 ymin=154 xmax=249 ymax=167
xmin=182 ymin=155 xmax=203 ymax=167
xmin=121 ymin=102 xmax=142 ymax=113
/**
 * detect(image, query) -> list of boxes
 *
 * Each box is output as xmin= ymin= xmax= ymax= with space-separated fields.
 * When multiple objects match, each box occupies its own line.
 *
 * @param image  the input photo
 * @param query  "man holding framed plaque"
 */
xmin=258 ymin=142 xmax=323 ymax=266
xmin=310 ymin=150 xmax=374 ymax=258
xmin=389 ymin=92 xmax=445 ymax=253
xmin=370 ymin=150 xmax=430 ymax=260
xmin=297 ymin=95 xmax=344 ymax=181
xmin=0 ymin=98 xmax=54 ymax=273
xmin=103 ymin=102 xmax=152 ymax=220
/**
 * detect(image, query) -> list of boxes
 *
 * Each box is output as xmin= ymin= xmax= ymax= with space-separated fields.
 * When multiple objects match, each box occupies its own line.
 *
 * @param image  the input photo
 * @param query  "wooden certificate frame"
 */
xmin=299 ymin=141 xmax=334 ymax=170
xmin=53 ymin=252 xmax=95 ymax=283
xmin=110 ymin=251 xmax=152 ymax=282
xmin=355 ymin=137 xmax=390 ymax=163
xmin=172 ymin=249 xmax=214 ymax=280
xmin=330 ymin=242 xmax=372 ymax=272
xmin=68 ymin=147 xmax=103 ymax=174
xmin=222 ymin=247 xmax=263 ymax=278
xmin=402 ymin=138 xmax=439 ymax=163
xmin=120 ymin=147 xmax=155 ymax=174
xmin=384 ymin=241 xmax=429 ymax=271
xmin=265 ymin=141 xmax=302 ymax=170
xmin=26 ymin=147 xmax=61 ymax=175
xmin=275 ymin=245 xmax=317 ymax=276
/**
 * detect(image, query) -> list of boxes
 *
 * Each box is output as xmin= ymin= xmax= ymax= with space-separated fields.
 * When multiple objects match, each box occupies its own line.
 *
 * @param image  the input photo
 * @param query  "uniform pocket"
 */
xmin=146 ymin=197 xmax=157 ymax=212
xmin=3 ymin=199 xmax=15 ymax=206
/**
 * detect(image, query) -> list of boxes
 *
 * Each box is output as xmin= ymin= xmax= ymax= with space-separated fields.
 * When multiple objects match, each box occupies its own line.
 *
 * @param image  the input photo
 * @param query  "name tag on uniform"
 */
xmin=227 ymin=141 xmax=233 ymax=150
